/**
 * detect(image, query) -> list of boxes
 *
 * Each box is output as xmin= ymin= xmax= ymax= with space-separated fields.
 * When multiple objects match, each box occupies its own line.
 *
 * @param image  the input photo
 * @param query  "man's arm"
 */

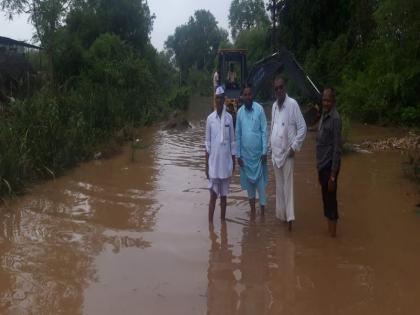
xmin=260 ymin=106 xmax=268 ymax=155
xmin=236 ymin=110 xmax=244 ymax=167
xmin=235 ymin=111 xmax=241 ymax=159
xmin=205 ymin=117 xmax=211 ymax=179
xmin=268 ymin=103 xmax=275 ymax=152
xmin=331 ymin=116 xmax=342 ymax=178
xmin=290 ymin=103 xmax=307 ymax=153
xmin=229 ymin=116 xmax=236 ymax=172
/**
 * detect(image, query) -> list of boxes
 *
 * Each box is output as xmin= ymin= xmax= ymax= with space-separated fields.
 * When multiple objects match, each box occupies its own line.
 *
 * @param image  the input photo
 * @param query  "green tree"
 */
xmin=234 ymin=28 xmax=270 ymax=66
xmin=66 ymin=0 xmax=154 ymax=52
xmin=277 ymin=0 xmax=351 ymax=60
xmin=165 ymin=10 xmax=228 ymax=84
xmin=228 ymin=0 xmax=269 ymax=40
xmin=1 ymin=0 xmax=72 ymax=83
xmin=340 ymin=0 xmax=420 ymax=125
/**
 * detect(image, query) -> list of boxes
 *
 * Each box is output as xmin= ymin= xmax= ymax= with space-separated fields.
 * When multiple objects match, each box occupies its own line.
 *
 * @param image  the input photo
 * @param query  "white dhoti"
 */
xmin=208 ymin=178 xmax=230 ymax=197
xmin=273 ymin=157 xmax=294 ymax=222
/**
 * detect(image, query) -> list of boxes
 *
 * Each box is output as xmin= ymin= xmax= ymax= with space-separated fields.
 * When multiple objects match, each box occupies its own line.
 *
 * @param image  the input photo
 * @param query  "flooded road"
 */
xmin=1 ymin=96 xmax=419 ymax=314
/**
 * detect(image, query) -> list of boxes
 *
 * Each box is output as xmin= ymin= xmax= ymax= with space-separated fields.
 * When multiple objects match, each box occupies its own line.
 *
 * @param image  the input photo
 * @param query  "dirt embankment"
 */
xmin=347 ymin=130 xmax=420 ymax=181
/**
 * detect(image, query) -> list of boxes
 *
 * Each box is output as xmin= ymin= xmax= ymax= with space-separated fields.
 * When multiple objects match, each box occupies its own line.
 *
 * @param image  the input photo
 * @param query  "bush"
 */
xmin=0 ymin=33 xmax=179 ymax=196
xmin=186 ymin=67 xmax=212 ymax=96
xmin=166 ymin=87 xmax=191 ymax=111
xmin=400 ymin=107 xmax=420 ymax=127
xmin=341 ymin=113 xmax=351 ymax=143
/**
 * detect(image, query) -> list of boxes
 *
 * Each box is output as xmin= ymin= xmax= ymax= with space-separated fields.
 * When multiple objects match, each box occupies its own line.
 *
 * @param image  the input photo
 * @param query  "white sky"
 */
xmin=0 ymin=13 xmax=34 ymax=42
xmin=0 ymin=0 xmax=234 ymax=51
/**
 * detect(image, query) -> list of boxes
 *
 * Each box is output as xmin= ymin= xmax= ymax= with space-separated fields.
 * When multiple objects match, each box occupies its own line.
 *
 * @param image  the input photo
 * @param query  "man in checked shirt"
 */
xmin=316 ymin=87 xmax=342 ymax=238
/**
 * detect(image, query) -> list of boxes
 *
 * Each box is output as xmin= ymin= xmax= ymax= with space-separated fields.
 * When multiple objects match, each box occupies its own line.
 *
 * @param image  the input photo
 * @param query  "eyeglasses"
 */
xmin=274 ymin=85 xmax=284 ymax=91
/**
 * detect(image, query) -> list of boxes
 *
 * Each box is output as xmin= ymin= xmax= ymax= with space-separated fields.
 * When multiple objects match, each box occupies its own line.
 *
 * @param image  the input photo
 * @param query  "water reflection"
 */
xmin=0 ymin=208 xmax=96 ymax=314
xmin=0 ymin=131 xmax=159 ymax=314
xmin=236 ymin=215 xmax=271 ymax=314
xmin=207 ymin=212 xmax=298 ymax=314
xmin=207 ymin=223 xmax=237 ymax=315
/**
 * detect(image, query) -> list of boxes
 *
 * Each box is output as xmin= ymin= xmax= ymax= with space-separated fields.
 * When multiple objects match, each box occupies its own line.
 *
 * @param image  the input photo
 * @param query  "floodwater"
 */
xmin=1 ymin=96 xmax=419 ymax=315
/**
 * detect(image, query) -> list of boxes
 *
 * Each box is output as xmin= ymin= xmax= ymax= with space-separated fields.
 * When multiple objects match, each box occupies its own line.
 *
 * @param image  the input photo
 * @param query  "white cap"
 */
xmin=215 ymin=86 xmax=225 ymax=96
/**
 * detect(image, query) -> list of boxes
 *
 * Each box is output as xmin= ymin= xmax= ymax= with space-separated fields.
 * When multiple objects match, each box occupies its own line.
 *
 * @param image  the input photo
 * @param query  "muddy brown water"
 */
xmin=1 ymin=96 xmax=419 ymax=315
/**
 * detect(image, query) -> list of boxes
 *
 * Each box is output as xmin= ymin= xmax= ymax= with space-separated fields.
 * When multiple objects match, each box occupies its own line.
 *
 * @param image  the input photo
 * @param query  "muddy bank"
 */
xmin=1 ymin=96 xmax=419 ymax=314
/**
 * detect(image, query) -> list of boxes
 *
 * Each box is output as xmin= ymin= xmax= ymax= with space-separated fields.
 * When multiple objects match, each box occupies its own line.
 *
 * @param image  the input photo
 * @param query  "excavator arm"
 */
xmin=246 ymin=48 xmax=321 ymax=126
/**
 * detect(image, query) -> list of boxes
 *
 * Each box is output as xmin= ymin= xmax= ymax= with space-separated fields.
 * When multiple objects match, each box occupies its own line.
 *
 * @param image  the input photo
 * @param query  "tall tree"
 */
xmin=277 ymin=0 xmax=352 ymax=60
xmin=234 ymin=28 xmax=270 ymax=66
xmin=66 ymin=0 xmax=154 ymax=52
xmin=1 ymin=0 xmax=72 ymax=83
xmin=165 ymin=10 xmax=228 ymax=80
xmin=228 ymin=0 xmax=269 ymax=40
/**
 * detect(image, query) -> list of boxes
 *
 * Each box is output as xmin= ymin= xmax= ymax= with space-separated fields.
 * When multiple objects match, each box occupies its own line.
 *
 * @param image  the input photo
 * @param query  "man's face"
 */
xmin=215 ymin=95 xmax=225 ymax=112
xmin=243 ymin=88 xmax=253 ymax=106
xmin=322 ymin=90 xmax=335 ymax=112
xmin=274 ymin=79 xmax=286 ymax=102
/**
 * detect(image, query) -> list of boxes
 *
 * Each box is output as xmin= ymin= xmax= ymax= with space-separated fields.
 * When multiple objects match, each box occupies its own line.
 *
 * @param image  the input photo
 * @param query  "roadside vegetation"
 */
xmin=0 ymin=0 xmax=189 ymax=196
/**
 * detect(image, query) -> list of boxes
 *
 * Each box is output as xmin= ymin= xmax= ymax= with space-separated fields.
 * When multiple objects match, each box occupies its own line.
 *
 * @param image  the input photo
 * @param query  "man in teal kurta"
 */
xmin=236 ymin=86 xmax=268 ymax=213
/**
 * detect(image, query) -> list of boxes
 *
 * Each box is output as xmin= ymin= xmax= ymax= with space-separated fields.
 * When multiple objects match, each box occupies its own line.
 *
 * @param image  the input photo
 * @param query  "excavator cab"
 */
xmin=216 ymin=49 xmax=247 ymax=120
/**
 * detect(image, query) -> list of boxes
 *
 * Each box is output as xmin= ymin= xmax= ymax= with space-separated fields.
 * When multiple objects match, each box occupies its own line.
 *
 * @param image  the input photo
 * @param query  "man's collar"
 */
xmin=277 ymin=94 xmax=288 ymax=109
xmin=215 ymin=108 xmax=223 ymax=118
xmin=244 ymin=102 xmax=253 ymax=111
xmin=323 ymin=106 xmax=336 ymax=119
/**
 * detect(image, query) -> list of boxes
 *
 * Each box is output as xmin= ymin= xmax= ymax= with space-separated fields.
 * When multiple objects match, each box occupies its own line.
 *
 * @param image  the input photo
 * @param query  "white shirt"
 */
xmin=205 ymin=110 xmax=236 ymax=179
xmin=270 ymin=94 xmax=307 ymax=168
xmin=227 ymin=71 xmax=236 ymax=83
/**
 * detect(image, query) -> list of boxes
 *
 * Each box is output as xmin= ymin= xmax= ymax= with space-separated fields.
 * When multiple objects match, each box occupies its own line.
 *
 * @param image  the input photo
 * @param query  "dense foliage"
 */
xmin=0 ymin=0 xmax=186 ymax=196
xmin=165 ymin=10 xmax=229 ymax=95
xmin=277 ymin=0 xmax=420 ymax=125
xmin=229 ymin=0 xmax=269 ymax=40
xmin=226 ymin=0 xmax=419 ymax=125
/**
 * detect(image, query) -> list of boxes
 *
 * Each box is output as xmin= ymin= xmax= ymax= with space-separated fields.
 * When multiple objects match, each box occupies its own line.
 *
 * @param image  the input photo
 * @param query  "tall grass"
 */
xmin=0 ymin=33 xmax=190 ymax=197
xmin=0 ymin=83 xmax=188 ymax=197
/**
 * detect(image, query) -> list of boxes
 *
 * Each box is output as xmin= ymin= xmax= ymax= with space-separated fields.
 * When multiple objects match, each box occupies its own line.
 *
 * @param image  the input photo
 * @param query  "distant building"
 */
xmin=0 ymin=36 xmax=40 ymax=54
xmin=0 ymin=36 xmax=41 ymax=98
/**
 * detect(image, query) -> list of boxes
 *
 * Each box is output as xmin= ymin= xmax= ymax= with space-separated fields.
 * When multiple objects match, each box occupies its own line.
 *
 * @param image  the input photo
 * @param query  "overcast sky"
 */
xmin=0 ymin=0 xmax=233 ymax=51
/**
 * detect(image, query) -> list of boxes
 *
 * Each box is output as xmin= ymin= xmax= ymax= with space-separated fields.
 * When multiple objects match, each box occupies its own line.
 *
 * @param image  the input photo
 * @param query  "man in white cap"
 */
xmin=205 ymin=86 xmax=236 ymax=222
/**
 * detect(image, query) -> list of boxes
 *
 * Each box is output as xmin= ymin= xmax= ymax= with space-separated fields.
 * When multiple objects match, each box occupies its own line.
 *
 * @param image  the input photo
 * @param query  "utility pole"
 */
xmin=267 ymin=0 xmax=284 ymax=53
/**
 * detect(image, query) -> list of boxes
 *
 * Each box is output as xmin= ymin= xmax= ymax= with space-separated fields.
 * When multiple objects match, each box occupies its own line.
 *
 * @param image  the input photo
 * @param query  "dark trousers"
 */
xmin=318 ymin=163 xmax=339 ymax=221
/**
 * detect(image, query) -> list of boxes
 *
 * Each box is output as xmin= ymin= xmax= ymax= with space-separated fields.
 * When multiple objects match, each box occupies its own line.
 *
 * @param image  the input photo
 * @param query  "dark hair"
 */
xmin=242 ymin=84 xmax=253 ymax=94
xmin=323 ymin=87 xmax=336 ymax=100
xmin=274 ymin=75 xmax=287 ymax=85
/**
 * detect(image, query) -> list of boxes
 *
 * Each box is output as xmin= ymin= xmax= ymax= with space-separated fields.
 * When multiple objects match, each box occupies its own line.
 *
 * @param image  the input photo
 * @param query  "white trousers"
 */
xmin=273 ymin=157 xmax=295 ymax=222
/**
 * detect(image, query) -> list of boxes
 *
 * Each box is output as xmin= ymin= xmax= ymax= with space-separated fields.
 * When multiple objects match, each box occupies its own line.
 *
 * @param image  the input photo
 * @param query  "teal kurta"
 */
xmin=236 ymin=102 xmax=268 ymax=190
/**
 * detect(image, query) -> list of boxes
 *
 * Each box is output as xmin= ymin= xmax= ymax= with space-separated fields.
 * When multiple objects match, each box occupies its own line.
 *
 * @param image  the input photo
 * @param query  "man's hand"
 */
xmin=205 ymin=152 xmax=209 ymax=179
xmin=261 ymin=154 xmax=267 ymax=164
xmin=238 ymin=158 xmax=244 ymax=168
xmin=328 ymin=176 xmax=336 ymax=192
xmin=288 ymin=148 xmax=295 ymax=158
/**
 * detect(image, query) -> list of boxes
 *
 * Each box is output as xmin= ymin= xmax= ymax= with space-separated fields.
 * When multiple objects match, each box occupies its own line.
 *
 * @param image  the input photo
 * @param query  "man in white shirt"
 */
xmin=226 ymin=63 xmax=237 ymax=88
xmin=270 ymin=76 xmax=307 ymax=230
xmin=213 ymin=70 xmax=219 ymax=91
xmin=205 ymin=86 xmax=236 ymax=222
